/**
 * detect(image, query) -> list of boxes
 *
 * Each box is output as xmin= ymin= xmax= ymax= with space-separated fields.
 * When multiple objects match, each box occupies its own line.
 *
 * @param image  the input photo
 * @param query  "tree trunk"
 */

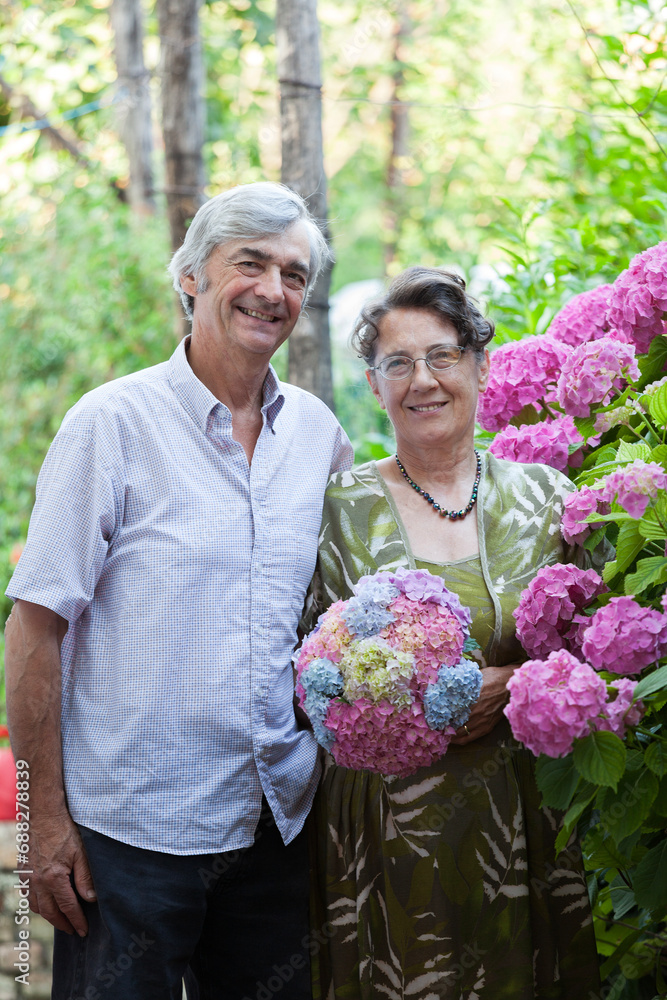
xmin=110 ymin=0 xmax=155 ymax=214
xmin=384 ymin=4 xmax=410 ymax=270
xmin=276 ymin=0 xmax=334 ymax=410
xmin=157 ymin=0 xmax=206 ymax=256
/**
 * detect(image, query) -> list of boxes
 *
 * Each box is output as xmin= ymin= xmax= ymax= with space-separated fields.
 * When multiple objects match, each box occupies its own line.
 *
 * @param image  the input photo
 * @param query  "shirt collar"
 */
xmin=168 ymin=336 xmax=286 ymax=432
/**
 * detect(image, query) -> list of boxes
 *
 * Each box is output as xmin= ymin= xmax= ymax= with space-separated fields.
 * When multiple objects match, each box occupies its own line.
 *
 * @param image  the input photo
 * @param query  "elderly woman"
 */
xmin=309 ymin=267 xmax=600 ymax=999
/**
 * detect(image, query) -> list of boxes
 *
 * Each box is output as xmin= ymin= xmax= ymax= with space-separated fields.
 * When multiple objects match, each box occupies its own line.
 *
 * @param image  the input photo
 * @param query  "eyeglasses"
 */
xmin=368 ymin=345 xmax=465 ymax=380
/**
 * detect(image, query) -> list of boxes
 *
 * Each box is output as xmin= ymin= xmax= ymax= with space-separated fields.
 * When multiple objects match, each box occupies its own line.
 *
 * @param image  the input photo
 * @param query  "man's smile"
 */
xmin=238 ymin=306 xmax=280 ymax=322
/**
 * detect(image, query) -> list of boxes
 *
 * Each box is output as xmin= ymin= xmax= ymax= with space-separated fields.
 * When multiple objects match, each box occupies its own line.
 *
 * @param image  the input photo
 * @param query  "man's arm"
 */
xmin=4 ymin=599 xmax=96 ymax=936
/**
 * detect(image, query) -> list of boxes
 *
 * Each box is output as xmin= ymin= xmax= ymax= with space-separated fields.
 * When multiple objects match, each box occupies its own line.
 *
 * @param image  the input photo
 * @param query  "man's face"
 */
xmin=180 ymin=222 xmax=312 ymax=361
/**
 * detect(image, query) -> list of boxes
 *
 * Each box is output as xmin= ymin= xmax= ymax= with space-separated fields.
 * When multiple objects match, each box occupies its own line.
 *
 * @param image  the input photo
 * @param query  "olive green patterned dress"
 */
xmin=308 ymin=452 xmax=601 ymax=1000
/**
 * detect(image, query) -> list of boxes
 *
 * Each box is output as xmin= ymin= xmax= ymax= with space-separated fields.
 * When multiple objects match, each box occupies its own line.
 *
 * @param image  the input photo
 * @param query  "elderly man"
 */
xmin=5 ymin=182 xmax=352 ymax=1000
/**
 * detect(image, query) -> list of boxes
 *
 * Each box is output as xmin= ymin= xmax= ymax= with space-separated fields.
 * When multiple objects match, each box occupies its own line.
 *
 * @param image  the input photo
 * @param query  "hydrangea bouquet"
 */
xmin=295 ymin=567 xmax=482 ymax=777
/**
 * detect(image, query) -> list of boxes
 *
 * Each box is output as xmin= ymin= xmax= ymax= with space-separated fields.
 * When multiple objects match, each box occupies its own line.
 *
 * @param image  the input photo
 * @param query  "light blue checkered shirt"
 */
xmin=7 ymin=337 xmax=353 ymax=854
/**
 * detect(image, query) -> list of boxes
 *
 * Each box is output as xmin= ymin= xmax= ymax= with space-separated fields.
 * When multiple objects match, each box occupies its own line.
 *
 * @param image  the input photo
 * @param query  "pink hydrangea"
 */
xmin=381 ymin=594 xmax=464 ymax=685
xmin=556 ymin=337 xmax=640 ymax=418
xmin=514 ymin=563 xmax=607 ymax=659
xmin=504 ymin=649 xmax=608 ymax=757
xmin=298 ymin=602 xmax=351 ymax=667
xmin=547 ymin=285 xmax=613 ymax=347
xmin=477 ymin=336 xmax=570 ymax=432
xmin=489 ymin=415 xmax=583 ymax=472
xmin=581 ymin=596 xmax=667 ymax=675
xmin=597 ymin=460 xmax=667 ymax=519
xmin=561 ymin=485 xmax=611 ymax=545
xmin=326 ymin=698 xmax=453 ymax=777
xmin=596 ymin=679 xmax=644 ymax=737
xmin=607 ymin=242 xmax=667 ymax=353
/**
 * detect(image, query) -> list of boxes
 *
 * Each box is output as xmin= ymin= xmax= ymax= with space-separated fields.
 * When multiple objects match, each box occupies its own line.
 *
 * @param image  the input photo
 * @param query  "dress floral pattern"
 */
xmin=308 ymin=452 xmax=601 ymax=1000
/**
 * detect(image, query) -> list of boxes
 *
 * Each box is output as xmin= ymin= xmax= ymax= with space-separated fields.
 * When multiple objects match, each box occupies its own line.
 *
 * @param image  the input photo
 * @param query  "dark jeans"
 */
xmin=52 ymin=802 xmax=311 ymax=1000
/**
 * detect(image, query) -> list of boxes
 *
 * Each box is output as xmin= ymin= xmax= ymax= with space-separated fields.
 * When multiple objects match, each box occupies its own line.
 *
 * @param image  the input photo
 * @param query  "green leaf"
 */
xmin=650 ymin=444 xmax=667 ymax=469
xmin=583 ymin=512 xmax=634 ymax=524
xmin=645 ymin=741 xmax=667 ymax=778
xmin=573 ymin=731 xmax=626 ymax=789
xmin=599 ymin=769 xmax=659 ymax=841
xmin=653 ymin=775 xmax=667 ymax=817
xmin=638 ymin=508 xmax=667 ymax=541
xmin=633 ymin=839 xmax=667 ymax=913
xmin=599 ymin=928 xmax=643 ymax=981
xmin=610 ymin=878 xmax=637 ymax=920
xmin=583 ymin=526 xmax=607 ymax=552
xmin=554 ymin=783 xmax=597 ymax=854
xmin=573 ymin=415 xmax=597 ymax=442
xmin=617 ymin=440 xmax=652 ymax=464
xmin=649 ymin=383 xmax=667 ymax=427
xmin=535 ymin=754 xmax=580 ymax=810
xmin=638 ymin=335 xmax=667 ymax=388
xmin=584 ymin=827 xmax=632 ymax=870
xmin=603 ymin=520 xmax=645 ymax=584
xmin=633 ymin=663 xmax=667 ymax=700
xmin=620 ymin=940 xmax=656 ymax=980
xmin=624 ymin=556 xmax=667 ymax=597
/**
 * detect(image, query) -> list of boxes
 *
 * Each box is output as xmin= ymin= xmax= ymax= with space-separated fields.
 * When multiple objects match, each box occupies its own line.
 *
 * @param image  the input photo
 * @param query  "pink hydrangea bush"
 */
xmin=556 ymin=337 xmax=640 ymax=418
xmin=504 ymin=650 xmax=609 ymax=757
xmin=489 ymin=415 xmax=583 ymax=472
xmin=547 ymin=284 xmax=613 ymax=347
xmin=561 ymin=485 xmax=611 ymax=546
xmin=477 ymin=336 xmax=570 ymax=432
xmin=598 ymin=460 xmax=667 ymax=519
xmin=581 ymin=596 xmax=667 ymax=675
xmin=325 ymin=699 xmax=453 ymax=777
xmin=607 ymin=242 xmax=667 ymax=353
xmin=597 ymin=679 xmax=644 ymax=737
xmin=513 ymin=563 xmax=607 ymax=659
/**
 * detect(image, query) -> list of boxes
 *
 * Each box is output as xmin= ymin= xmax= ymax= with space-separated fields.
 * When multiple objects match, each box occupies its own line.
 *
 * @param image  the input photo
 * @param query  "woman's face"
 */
xmin=367 ymin=307 xmax=490 ymax=454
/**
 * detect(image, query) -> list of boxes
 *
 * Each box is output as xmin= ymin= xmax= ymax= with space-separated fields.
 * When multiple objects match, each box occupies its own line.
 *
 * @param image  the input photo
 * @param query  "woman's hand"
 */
xmin=450 ymin=664 xmax=519 ymax=745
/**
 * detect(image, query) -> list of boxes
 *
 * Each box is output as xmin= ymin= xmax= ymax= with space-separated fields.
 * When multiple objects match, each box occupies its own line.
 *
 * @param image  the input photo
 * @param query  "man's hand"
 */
xmin=28 ymin=813 xmax=96 ymax=936
xmin=450 ymin=664 xmax=517 ymax=746
xmin=5 ymin=600 xmax=95 ymax=934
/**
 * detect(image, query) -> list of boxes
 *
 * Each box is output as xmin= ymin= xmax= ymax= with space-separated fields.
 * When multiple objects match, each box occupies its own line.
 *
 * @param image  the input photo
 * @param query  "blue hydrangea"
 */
xmin=424 ymin=660 xmax=484 ymax=731
xmin=340 ymin=597 xmax=395 ymax=639
xmin=354 ymin=579 xmax=400 ymax=606
xmin=300 ymin=659 xmax=344 ymax=751
xmin=304 ymin=689 xmax=336 ymax=750
xmin=301 ymin=658 xmax=344 ymax=698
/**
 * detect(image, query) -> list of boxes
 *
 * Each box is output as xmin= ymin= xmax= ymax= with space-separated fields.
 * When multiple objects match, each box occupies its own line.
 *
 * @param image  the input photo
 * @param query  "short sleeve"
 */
xmin=329 ymin=424 xmax=354 ymax=476
xmin=6 ymin=427 xmax=120 ymax=623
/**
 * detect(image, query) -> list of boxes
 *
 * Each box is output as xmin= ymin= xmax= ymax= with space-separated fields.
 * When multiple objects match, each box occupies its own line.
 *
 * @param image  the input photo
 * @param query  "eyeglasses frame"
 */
xmin=367 ymin=345 xmax=466 ymax=380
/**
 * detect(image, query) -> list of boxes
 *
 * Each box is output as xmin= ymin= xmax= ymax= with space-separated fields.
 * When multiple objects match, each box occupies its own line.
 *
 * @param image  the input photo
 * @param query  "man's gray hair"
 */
xmin=168 ymin=182 xmax=332 ymax=320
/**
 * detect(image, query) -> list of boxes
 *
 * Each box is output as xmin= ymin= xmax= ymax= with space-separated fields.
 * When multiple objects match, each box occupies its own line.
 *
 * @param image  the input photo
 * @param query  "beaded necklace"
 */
xmin=395 ymin=450 xmax=481 ymax=521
